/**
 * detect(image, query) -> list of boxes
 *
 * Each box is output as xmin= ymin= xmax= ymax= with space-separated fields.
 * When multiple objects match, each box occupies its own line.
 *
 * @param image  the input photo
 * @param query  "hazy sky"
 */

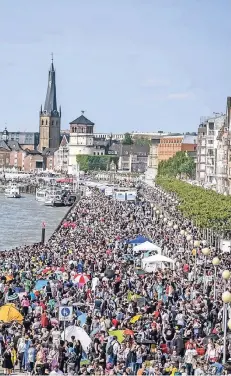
xmin=0 ymin=0 xmax=230 ymax=133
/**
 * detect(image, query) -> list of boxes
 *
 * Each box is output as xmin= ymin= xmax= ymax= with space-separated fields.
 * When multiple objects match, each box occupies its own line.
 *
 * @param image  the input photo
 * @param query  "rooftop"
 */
xmin=70 ymin=113 xmax=94 ymax=126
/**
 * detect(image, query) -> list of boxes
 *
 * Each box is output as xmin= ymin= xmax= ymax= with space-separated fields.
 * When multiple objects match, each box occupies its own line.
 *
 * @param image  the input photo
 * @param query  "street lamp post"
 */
xmin=187 ymin=235 xmax=192 ymax=263
xmin=222 ymin=291 xmax=231 ymax=364
xmin=222 ymin=270 xmax=231 ymax=330
xmin=150 ymin=203 xmax=154 ymax=218
xmin=193 ymin=240 xmax=200 ymax=281
xmin=212 ymin=257 xmax=220 ymax=300
xmin=202 ymin=247 xmax=210 ymax=293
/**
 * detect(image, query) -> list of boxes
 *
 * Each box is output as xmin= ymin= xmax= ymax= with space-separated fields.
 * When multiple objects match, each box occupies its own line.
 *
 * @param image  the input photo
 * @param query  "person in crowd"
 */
xmin=0 ymin=183 xmax=230 ymax=375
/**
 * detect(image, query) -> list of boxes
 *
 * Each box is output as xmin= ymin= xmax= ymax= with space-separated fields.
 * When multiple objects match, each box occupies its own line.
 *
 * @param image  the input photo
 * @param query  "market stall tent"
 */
xmin=127 ymin=236 xmax=150 ymax=245
xmin=133 ymin=241 xmax=161 ymax=254
xmin=141 ymin=254 xmax=175 ymax=272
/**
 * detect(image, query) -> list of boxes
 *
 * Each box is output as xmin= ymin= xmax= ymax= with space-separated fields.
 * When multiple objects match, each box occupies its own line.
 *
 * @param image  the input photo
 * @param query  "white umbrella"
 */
xmin=61 ymin=326 xmax=92 ymax=352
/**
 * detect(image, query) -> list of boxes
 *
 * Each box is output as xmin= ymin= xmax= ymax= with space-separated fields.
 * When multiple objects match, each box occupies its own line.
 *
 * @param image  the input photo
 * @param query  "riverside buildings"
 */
xmin=157 ymin=134 xmax=197 ymax=162
xmin=195 ymin=102 xmax=231 ymax=194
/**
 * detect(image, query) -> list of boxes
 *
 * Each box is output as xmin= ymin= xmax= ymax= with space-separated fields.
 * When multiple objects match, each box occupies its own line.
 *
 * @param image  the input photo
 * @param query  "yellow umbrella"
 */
xmin=109 ymin=330 xmax=125 ymax=343
xmin=0 ymin=304 xmax=23 ymax=323
xmin=130 ymin=315 xmax=142 ymax=324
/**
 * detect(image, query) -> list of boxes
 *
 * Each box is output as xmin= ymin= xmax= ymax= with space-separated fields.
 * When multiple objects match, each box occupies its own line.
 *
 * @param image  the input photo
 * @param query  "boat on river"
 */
xmin=5 ymin=182 xmax=21 ymax=198
xmin=35 ymin=188 xmax=48 ymax=202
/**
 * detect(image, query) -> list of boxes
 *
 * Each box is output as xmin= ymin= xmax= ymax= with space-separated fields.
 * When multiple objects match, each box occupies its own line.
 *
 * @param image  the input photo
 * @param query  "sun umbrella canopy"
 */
xmin=0 ymin=304 xmax=23 ymax=323
xmin=34 ymin=280 xmax=48 ymax=291
xmin=7 ymin=293 xmax=18 ymax=301
xmin=74 ymin=274 xmax=90 ymax=284
xmin=61 ymin=326 xmax=92 ymax=352
xmin=130 ymin=315 xmax=142 ymax=324
xmin=124 ymin=329 xmax=134 ymax=336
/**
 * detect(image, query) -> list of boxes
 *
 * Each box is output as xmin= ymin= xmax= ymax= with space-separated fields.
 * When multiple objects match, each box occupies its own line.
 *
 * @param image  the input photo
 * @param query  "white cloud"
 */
xmin=167 ymin=91 xmax=195 ymax=100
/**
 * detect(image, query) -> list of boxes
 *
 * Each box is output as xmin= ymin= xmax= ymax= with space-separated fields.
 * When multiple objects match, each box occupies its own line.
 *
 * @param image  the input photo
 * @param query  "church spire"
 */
xmin=43 ymin=54 xmax=58 ymax=115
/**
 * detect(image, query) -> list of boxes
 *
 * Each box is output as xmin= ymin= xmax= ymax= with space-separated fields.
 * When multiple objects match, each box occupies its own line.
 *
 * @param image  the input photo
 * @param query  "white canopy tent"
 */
xmin=141 ymin=254 xmax=175 ymax=273
xmin=61 ymin=326 xmax=92 ymax=352
xmin=133 ymin=241 xmax=161 ymax=254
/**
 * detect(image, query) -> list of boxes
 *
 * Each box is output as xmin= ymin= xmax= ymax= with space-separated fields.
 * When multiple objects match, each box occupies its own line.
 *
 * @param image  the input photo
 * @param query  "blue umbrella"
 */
xmin=78 ymin=313 xmax=87 ymax=327
xmin=35 ymin=280 xmax=48 ymax=291
xmin=90 ymin=328 xmax=100 ymax=337
xmin=15 ymin=287 xmax=25 ymax=293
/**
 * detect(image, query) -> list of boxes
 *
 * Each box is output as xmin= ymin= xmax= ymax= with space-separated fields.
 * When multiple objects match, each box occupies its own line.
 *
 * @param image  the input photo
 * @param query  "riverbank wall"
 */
xmin=50 ymin=193 xmax=82 ymax=238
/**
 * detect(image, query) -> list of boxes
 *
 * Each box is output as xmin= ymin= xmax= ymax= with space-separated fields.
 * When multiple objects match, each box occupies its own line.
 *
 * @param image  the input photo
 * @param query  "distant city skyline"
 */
xmin=0 ymin=0 xmax=231 ymax=133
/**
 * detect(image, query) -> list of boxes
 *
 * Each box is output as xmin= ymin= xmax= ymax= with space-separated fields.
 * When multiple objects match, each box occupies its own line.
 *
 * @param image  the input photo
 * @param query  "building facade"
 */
xmin=0 ymin=128 xmax=25 ymax=170
xmin=23 ymin=150 xmax=43 ymax=172
xmin=54 ymin=135 xmax=69 ymax=173
xmin=145 ymin=138 xmax=160 ymax=182
xmin=196 ymin=115 xmax=226 ymax=188
xmin=68 ymin=112 xmax=95 ymax=174
xmin=216 ymin=125 xmax=229 ymax=194
xmin=108 ymin=144 xmax=149 ymax=172
xmin=0 ymin=131 xmax=39 ymax=150
xmin=158 ymin=134 xmax=197 ymax=162
xmin=39 ymin=58 xmax=61 ymax=151
xmin=226 ymin=97 xmax=231 ymax=193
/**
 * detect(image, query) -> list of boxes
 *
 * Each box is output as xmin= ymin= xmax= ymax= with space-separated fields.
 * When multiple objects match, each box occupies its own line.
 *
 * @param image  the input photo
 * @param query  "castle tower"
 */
xmin=39 ymin=56 xmax=61 ymax=151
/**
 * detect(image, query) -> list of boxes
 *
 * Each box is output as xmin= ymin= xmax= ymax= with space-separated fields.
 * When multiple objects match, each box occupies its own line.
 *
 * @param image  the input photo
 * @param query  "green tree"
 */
xmin=76 ymin=155 xmax=119 ymax=172
xmin=122 ymin=133 xmax=133 ymax=145
xmin=156 ymin=176 xmax=231 ymax=233
xmin=134 ymin=137 xmax=151 ymax=146
xmin=157 ymin=151 xmax=195 ymax=179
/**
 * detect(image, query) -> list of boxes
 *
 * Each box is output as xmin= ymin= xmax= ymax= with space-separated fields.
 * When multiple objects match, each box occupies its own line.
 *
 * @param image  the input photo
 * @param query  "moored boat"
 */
xmin=35 ymin=188 xmax=48 ymax=202
xmin=5 ymin=182 xmax=21 ymax=198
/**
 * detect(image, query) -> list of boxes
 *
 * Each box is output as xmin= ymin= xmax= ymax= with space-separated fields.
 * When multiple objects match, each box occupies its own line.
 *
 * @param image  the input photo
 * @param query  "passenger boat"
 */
xmin=5 ymin=182 xmax=21 ymax=198
xmin=44 ymin=193 xmax=56 ymax=206
xmin=35 ymin=188 xmax=47 ymax=202
xmin=53 ymin=194 xmax=64 ymax=207
xmin=45 ymin=188 xmax=64 ymax=207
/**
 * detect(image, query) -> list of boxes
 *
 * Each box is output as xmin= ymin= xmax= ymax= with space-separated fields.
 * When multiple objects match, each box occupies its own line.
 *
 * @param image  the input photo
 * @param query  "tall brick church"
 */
xmin=39 ymin=57 xmax=61 ymax=151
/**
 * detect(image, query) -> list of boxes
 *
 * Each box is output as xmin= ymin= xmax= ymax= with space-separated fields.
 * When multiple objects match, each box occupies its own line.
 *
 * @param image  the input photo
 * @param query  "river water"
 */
xmin=0 ymin=194 xmax=69 ymax=251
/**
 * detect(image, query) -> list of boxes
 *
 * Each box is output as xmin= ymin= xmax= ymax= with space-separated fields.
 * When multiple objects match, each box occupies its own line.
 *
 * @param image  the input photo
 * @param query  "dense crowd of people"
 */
xmin=0 ymin=183 xmax=231 ymax=375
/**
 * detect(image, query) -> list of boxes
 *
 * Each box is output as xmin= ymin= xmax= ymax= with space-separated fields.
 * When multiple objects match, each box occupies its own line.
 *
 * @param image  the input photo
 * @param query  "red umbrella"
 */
xmin=74 ymin=274 xmax=90 ymax=284
xmin=52 ymin=266 xmax=65 ymax=272
xmin=42 ymin=267 xmax=52 ymax=274
xmin=124 ymin=329 xmax=134 ymax=336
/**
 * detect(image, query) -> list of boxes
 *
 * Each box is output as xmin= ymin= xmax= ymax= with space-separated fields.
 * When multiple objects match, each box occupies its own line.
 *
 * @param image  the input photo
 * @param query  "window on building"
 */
xmin=56 ymin=121 xmax=58 ymax=125
xmin=209 ymin=122 xmax=214 ymax=130
xmin=46 ymin=120 xmax=48 ymax=125
xmin=52 ymin=121 xmax=54 ymax=125
xmin=36 ymin=161 xmax=43 ymax=169
xmin=41 ymin=120 xmax=44 ymax=125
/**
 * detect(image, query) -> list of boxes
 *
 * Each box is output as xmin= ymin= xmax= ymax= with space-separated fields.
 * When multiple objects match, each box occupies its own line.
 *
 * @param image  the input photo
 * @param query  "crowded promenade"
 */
xmin=0 ymin=183 xmax=230 ymax=375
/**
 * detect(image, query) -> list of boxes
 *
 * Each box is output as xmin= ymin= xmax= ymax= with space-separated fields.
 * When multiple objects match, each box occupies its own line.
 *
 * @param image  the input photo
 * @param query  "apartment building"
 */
xmin=196 ymin=114 xmax=226 ymax=188
xmin=158 ymin=134 xmax=197 ymax=162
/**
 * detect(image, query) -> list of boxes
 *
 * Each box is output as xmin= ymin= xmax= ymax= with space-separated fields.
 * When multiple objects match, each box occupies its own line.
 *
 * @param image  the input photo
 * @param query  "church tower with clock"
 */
xmin=39 ymin=56 xmax=61 ymax=151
